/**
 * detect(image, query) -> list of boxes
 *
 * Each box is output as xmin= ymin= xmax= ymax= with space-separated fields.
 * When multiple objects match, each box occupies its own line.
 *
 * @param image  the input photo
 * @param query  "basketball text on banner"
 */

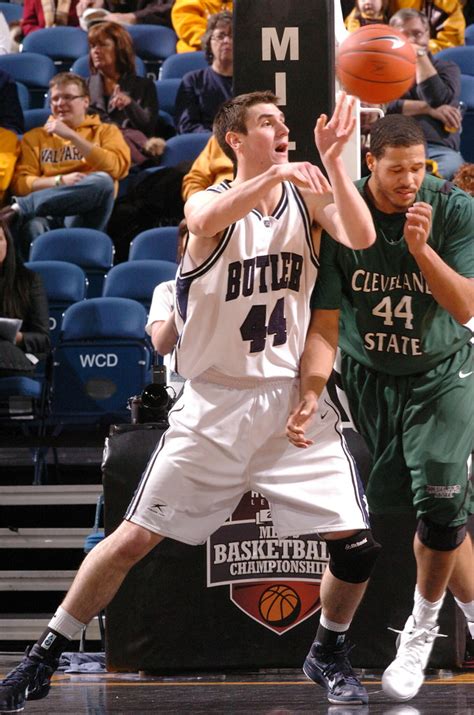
xmin=233 ymin=0 xmax=335 ymax=167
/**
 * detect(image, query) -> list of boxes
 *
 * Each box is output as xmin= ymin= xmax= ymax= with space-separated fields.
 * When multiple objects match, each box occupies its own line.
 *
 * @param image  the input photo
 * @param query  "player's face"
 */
xmin=240 ymin=103 xmax=290 ymax=170
xmin=366 ymin=145 xmax=426 ymax=213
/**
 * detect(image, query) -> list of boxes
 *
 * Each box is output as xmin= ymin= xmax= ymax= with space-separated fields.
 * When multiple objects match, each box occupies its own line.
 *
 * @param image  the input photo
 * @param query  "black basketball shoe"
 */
xmin=0 ymin=647 xmax=57 ymax=713
xmin=303 ymin=641 xmax=368 ymax=705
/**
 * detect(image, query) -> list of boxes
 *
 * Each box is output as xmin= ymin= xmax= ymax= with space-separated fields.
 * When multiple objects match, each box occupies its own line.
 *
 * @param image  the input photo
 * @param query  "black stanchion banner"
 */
xmin=233 ymin=0 xmax=335 ymax=167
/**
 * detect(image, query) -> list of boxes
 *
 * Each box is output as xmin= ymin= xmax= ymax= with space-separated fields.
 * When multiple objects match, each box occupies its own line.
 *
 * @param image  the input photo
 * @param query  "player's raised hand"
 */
xmin=277 ymin=162 xmax=332 ymax=195
xmin=404 ymin=202 xmax=432 ymax=255
xmin=315 ymin=92 xmax=356 ymax=163
xmin=286 ymin=392 xmax=318 ymax=449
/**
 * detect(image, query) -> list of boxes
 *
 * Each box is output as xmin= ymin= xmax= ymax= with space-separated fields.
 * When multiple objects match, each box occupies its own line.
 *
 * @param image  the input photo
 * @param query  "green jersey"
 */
xmin=312 ymin=174 xmax=474 ymax=375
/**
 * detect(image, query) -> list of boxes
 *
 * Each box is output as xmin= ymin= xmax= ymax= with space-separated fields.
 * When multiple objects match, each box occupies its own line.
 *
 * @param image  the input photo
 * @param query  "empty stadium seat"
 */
xmin=0 ymin=2 xmax=23 ymax=23
xmin=21 ymin=27 xmax=89 ymax=72
xmin=29 ymin=228 xmax=114 ymax=297
xmin=160 ymin=131 xmax=212 ymax=168
xmin=23 ymin=107 xmax=50 ymax=132
xmin=15 ymin=81 xmax=30 ymax=112
xmin=464 ymin=23 xmax=474 ymax=46
xmin=102 ymin=260 xmax=177 ymax=311
xmin=436 ymin=46 xmax=474 ymax=76
xmin=155 ymin=78 xmax=180 ymax=116
xmin=127 ymin=25 xmax=177 ymax=77
xmin=0 ymin=52 xmax=56 ymax=108
xmin=159 ymin=51 xmax=207 ymax=80
xmin=50 ymin=297 xmax=152 ymax=424
xmin=25 ymin=260 xmax=87 ymax=346
xmin=128 ymin=226 xmax=179 ymax=263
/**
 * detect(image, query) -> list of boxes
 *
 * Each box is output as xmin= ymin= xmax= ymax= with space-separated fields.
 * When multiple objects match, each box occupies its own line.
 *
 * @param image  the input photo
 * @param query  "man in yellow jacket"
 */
xmin=1 ymin=72 xmax=130 ymax=256
xmin=172 ymin=0 xmax=232 ymax=52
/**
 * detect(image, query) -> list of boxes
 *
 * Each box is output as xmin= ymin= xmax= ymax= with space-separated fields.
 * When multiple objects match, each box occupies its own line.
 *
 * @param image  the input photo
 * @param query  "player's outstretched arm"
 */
xmin=286 ymin=309 xmax=339 ymax=448
xmin=314 ymin=92 xmax=376 ymax=250
xmin=185 ymin=162 xmax=332 ymax=240
xmin=404 ymin=202 xmax=474 ymax=324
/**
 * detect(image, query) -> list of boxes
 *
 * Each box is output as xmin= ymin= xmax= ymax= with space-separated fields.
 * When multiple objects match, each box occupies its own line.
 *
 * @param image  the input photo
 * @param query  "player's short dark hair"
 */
xmin=369 ymin=115 xmax=426 ymax=158
xmin=213 ymin=90 xmax=279 ymax=164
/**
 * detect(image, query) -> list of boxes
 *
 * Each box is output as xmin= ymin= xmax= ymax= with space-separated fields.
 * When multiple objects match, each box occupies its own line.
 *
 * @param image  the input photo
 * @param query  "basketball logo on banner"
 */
xmin=207 ymin=492 xmax=328 ymax=635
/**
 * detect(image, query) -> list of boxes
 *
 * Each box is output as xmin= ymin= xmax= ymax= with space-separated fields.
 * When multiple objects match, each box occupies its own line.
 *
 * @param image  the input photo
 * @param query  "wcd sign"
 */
xmin=233 ymin=0 xmax=335 ymax=167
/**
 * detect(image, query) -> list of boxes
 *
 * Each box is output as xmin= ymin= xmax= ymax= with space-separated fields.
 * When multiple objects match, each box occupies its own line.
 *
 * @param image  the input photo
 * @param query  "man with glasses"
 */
xmin=0 ymin=72 xmax=130 ymax=257
xmin=175 ymin=10 xmax=233 ymax=134
xmin=385 ymin=8 xmax=466 ymax=180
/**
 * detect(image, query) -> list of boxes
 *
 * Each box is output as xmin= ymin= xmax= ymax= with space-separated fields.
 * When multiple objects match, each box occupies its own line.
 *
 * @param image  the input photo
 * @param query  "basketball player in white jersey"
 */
xmin=1 ymin=91 xmax=379 ymax=712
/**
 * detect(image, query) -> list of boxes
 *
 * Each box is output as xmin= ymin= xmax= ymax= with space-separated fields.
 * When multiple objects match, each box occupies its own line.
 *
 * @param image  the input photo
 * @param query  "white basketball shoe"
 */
xmin=382 ymin=615 xmax=445 ymax=701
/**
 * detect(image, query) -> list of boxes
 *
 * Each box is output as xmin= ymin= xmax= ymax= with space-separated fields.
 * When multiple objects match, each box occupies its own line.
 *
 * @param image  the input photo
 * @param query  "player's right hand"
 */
xmin=276 ymin=162 xmax=332 ymax=194
xmin=286 ymin=392 xmax=318 ymax=449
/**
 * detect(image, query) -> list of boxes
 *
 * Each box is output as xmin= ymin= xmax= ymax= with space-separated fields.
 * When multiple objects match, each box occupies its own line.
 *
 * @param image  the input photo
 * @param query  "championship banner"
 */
xmin=207 ymin=491 xmax=328 ymax=635
xmin=233 ymin=0 xmax=335 ymax=166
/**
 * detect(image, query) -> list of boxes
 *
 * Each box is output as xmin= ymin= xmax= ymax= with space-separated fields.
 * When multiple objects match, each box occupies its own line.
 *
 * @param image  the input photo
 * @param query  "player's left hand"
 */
xmin=315 ymin=92 xmax=356 ymax=163
xmin=404 ymin=202 xmax=432 ymax=255
xmin=286 ymin=392 xmax=318 ymax=448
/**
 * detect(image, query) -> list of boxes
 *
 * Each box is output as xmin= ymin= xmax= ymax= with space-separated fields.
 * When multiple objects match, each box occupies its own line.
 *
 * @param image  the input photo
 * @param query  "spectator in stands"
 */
xmin=345 ymin=0 xmax=389 ymax=31
xmin=0 ymin=218 xmax=50 ymax=377
xmin=0 ymin=72 xmax=130 ymax=257
xmin=182 ymin=134 xmax=233 ymax=200
xmin=453 ymin=162 xmax=474 ymax=194
xmin=0 ymin=71 xmax=23 ymax=208
xmin=388 ymin=0 xmax=466 ymax=53
xmin=77 ymin=0 xmax=175 ymax=29
xmin=387 ymin=8 xmax=465 ymax=179
xmin=172 ymin=0 xmax=232 ymax=53
xmin=175 ymin=10 xmax=232 ymax=134
xmin=0 ymin=11 xmax=11 ymax=53
xmin=87 ymin=22 xmax=166 ymax=166
xmin=20 ymin=0 xmax=80 ymax=36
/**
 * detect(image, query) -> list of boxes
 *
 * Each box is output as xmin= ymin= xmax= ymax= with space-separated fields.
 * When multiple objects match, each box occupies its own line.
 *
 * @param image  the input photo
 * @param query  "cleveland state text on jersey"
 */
xmin=225 ymin=252 xmax=303 ymax=301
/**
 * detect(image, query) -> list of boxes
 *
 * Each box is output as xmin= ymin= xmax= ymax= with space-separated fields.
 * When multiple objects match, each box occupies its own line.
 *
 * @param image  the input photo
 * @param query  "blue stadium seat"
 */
xmin=0 ymin=2 xmax=23 ymax=23
xmin=0 ymin=52 xmax=56 ymax=108
xmin=29 ymin=228 xmax=114 ymax=298
xmin=159 ymin=51 xmax=207 ymax=80
xmin=129 ymin=226 xmax=179 ymax=263
xmin=50 ymin=297 xmax=152 ymax=424
xmin=16 ymin=81 xmax=30 ymax=112
xmin=160 ymin=131 xmax=212 ymax=168
xmin=25 ymin=260 xmax=87 ymax=346
xmin=460 ymin=74 xmax=474 ymax=108
xmin=21 ymin=27 xmax=89 ymax=72
xmin=71 ymin=53 xmax=146 ymax=78
xmin=436 ymin=46 xmax=474 ymax=76
xmin=127 ymin=25 xmax=177 ymax=76
xmin=23 ymin=107 xmax=50 ymax=132
xmin=155 ymin=78 xmax=180 ymax=116
xmin=102 ymin=260 xmax=177 ymax=311
xmin=460 ymin=111 xmax=474 ymax=162
xmin=464 ymin=23 xmax=474 ymax=46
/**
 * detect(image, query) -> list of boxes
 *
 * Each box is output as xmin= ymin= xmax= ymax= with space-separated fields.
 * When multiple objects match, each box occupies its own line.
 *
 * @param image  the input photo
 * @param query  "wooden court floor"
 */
xmin=1 ymin=656 xmax=473 ymax=714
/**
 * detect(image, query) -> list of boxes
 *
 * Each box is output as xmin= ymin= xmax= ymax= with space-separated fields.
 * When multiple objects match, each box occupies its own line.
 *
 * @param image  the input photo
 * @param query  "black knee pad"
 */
xmin=417 ymin=517 xmax=467 ymax=551
xmin=327 ymin=529 xmax=381 ymax=584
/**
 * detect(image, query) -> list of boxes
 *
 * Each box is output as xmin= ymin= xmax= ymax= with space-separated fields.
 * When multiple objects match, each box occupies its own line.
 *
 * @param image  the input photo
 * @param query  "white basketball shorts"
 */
xmin=125 ymin=377 xmax=370 ymax=545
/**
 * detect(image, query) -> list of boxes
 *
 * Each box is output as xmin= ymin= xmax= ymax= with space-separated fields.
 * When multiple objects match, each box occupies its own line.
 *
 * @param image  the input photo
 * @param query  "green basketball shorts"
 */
xmin=341 ymin=342 xmax=473 ymax=526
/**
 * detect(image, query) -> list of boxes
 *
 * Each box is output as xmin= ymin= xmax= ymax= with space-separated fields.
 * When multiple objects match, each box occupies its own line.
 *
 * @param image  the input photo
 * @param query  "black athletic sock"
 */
xmin=315 ymin=623 xmax=348 ymax=649
xmin=29 ymin=629 xmax=70 ymax=664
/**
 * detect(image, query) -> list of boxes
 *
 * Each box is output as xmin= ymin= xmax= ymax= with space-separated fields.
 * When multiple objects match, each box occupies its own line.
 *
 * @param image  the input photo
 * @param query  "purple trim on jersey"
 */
xmin=251 ymin=183 xmax=288 ymax=221
xmin=288 ymin=182 xmax=320 ymax=269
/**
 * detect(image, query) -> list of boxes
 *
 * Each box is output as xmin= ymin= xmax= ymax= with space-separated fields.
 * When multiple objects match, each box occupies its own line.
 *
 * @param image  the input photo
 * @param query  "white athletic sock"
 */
xmin=48 ymin=606 xmax=86 ymax=640
xmin=412 ymin=586 xmax=445 ymax=630
xmin=454 ymin=597 xmax=474 ymax=636
xmin=320 ymin=613 xmax=351 ymax=632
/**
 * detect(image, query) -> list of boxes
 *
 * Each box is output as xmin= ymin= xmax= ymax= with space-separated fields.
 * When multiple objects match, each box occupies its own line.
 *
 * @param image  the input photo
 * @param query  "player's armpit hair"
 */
xmin=326 ymin=529 xmax=381 ymax=584
xmin=417 ymin=517 xmax=467 ymax=552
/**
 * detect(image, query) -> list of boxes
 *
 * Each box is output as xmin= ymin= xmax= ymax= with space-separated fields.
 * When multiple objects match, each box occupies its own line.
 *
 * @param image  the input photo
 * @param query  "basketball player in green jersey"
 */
xmin=287 ymin=114 xmax=474 ymax=702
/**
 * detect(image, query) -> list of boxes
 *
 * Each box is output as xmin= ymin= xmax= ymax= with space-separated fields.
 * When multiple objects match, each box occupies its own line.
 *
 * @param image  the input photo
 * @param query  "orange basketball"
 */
xmin=258 ymin=584 xmax=301 ymax=627
xmin=336 ymin=24 xmax=416 ymax=103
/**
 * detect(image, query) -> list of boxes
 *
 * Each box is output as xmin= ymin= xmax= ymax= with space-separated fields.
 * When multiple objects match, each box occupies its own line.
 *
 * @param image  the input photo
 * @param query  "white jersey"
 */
xmin=175 ymin=180 xmax=319 ymax=381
